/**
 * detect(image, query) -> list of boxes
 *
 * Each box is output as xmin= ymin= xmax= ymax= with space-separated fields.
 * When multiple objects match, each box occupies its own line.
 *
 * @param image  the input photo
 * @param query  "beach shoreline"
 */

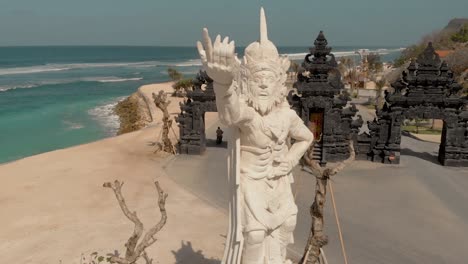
xmin=0 ymin=81 xmax=227 ymax=264
xmin=0 ymin=81 xmax=179 ymax=165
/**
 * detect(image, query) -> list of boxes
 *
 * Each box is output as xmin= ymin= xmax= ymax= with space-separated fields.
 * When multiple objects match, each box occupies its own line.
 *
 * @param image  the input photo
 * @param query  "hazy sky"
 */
xmin=0 ymin=0 xmax=467 ymax=47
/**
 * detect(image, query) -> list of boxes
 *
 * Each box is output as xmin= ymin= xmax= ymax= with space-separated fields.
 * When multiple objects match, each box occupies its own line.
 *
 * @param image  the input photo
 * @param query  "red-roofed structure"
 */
xmin=435 ymin=50 xmax=454 ymax=58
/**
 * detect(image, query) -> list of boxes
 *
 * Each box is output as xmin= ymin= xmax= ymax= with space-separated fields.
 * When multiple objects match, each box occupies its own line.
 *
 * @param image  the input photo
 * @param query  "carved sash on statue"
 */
xmin=196 ymin=8 xmax=314 ymax=264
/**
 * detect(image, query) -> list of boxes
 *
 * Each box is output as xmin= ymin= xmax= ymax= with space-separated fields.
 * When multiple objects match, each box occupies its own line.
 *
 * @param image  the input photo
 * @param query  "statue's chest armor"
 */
xmin=240 ymin=110 xmax=290 ymax=148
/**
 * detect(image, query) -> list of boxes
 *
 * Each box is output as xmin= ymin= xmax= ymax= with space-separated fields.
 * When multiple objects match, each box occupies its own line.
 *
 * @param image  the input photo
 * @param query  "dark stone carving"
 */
xmin=359 ymin=42 xmax=468 ymax=166
xmin=291 ymin=31 xmax=359 ymax=166
xmin=176 ymin=70 xmax=218 ymax=154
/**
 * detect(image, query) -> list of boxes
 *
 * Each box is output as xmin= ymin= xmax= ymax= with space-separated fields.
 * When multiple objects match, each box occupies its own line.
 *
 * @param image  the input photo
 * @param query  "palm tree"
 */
xmin=339 ymin=56 xmax=356 ymax=93
xmin=375 ymin=78 xmax=386 ymax=109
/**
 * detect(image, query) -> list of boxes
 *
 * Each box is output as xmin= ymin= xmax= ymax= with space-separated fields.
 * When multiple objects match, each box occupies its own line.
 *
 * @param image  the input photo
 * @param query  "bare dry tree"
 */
xmin=299 ymin=140 xmax=355 ymax=264
xmin=103 ymin=180 xmax=168 ymax=264
xmin=152 ymin=90 xmax=176 ymax=154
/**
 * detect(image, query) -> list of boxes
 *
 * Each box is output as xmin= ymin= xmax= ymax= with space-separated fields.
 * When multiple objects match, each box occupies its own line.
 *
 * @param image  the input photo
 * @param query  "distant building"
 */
xmin=435 ymin=50 xmax=454 ymax=59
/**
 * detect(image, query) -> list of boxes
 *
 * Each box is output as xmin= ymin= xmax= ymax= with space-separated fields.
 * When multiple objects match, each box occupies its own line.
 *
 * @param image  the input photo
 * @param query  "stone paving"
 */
xmin=164 ymin=119 xmax=468 ymax=263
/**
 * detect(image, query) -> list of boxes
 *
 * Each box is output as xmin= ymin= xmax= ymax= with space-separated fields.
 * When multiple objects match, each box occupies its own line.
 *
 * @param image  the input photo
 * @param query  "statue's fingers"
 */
xmin=279 ymin=163 xmax=290 ymax=172
xmin=202 ymin=28 xmax=213 ymax=62
xmin=228 ymin=41 xmax=240 ymax=67
xmin=215 ymin=34 xmax=221 ymax=44
xmin=213 ymin=35 xmax=222 ymax=65
xmin=196 ymin=41 xmax=207 ymax=63
xmin=220 ymin=40 xmax=228 ymax=66
xmin=234 ymin=54 xmax=241 ymax=66
xmin=228 ymin=41 xmax=235 ymax=56
xmin=221 ymin=37 xmax=230 ymax=66
xmin=196 ymin=40 xmax=204 ymax=54
xmin=224 ymin=40 xmax=232 ymax=65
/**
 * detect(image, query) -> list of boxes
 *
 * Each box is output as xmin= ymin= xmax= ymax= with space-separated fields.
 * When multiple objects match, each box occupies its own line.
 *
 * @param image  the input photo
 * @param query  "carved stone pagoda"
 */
xmin=356 ymin=42 xmax=468 ymax=166
xmin=176 ymin=70 xmax=217 ymax=154
xmin=289 ymin=31 xmax=362 ymax=166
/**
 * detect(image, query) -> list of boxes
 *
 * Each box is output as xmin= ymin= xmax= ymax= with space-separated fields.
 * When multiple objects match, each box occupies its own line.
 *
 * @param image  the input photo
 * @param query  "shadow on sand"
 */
xmin=172 ymin=241 xmax=221 ymax=264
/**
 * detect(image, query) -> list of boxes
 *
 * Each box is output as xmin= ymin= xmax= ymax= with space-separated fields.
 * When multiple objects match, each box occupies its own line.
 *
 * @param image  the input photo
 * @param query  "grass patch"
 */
xmin=402 ymin=125 xmax=442 ymax=135
xmin=365 ymin=103 xmax=376 ymax=109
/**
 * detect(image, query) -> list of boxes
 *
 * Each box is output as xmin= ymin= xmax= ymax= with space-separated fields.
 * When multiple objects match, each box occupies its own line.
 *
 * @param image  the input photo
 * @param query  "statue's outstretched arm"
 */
xmin=197 ymin=28 xmax=249 ymax=126
xmin=213 ymin=81 xmax=245 ymax=126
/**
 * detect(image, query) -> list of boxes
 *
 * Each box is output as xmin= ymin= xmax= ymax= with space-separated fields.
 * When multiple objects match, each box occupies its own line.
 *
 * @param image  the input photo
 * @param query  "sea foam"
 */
xmin=0 ymin=84 xmax=38 ymax=92
xmin=0 ymin=76 xmax=143 ymax=92
xmin=62 ymin=120 xmax=85 ymax=130
xmin=96 ymin=77 xmax=143 ymax=83
xmin=87 ymin=98 xmax=125 ymax=136
xmin=0 ymin=60 xmax=202 ymax=76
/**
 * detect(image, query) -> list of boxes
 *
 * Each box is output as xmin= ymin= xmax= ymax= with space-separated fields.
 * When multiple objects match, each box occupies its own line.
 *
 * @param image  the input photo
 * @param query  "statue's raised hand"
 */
xmin=197 ymin=28 xmax=240 ymax=86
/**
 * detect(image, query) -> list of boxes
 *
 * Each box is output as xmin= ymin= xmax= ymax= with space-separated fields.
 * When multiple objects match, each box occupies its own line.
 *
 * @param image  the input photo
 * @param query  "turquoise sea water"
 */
xmin=0 ymin=46 xmax=402 ymax=163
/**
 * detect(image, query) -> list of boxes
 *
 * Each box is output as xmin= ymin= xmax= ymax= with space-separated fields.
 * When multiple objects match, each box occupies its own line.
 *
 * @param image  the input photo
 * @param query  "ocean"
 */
xmin=0 ymin=46 xmax=402 ymax=163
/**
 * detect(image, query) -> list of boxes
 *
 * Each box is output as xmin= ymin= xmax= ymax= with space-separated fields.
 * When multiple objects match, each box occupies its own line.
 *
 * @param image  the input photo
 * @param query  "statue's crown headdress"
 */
xmin=242 ymin=8 xmax=290 ymax=73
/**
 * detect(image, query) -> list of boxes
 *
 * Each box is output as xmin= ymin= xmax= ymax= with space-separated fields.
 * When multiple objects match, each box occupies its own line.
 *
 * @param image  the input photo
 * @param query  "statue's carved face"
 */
xmin=246 ymin=69 xmax=283 ymax=115
xmin=249 ymin=70 xmax=277 ymax=98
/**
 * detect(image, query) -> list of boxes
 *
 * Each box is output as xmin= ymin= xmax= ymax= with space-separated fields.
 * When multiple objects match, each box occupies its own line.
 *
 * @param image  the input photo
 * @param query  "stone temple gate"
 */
xmin=356 ymin=43 xmax=468 ymax=166
xmin=289 ymin=31 xmax=363 ymax=166
xmin=177 ymin=41 xmax=467 ymax=167
xmin=176 ymin=71 xmax=217 ymax=154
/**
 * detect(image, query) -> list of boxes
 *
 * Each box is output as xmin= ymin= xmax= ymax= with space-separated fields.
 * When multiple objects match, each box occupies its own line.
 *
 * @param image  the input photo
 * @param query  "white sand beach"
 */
xmin=0 ymin=82 xmax=226 ymax=264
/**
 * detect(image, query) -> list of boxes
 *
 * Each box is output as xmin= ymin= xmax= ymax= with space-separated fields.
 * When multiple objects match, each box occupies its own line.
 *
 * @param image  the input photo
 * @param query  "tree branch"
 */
xmin=152 ymin=90 xmax=176 ymax=154
xmin=142 ymin=251 xmax=153 ymax=264
xmin=134 ymin=181 xmax=168 ymax=259
xmin=103 ymin=181 xmax=144 ymax=260
xmin=103 ymin=180 xmax=168 ymax=264
xmin=300 ymin=140 xmax=355 ymax=264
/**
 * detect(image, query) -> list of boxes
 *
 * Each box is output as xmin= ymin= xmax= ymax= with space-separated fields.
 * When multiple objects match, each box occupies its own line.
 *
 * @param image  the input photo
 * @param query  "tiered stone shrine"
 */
xmin=176 ymin=70 xmax=217 ymax=154
xmin=289 ymin=31 xmax=362 ymax=166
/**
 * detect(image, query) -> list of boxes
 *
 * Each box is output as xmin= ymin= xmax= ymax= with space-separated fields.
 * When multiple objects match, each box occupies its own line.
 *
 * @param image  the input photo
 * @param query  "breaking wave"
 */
xmin=0 ymin=84 xmax=38 ymax=92
xmin=96 ymin=77 xmax=143 ymax=83
xmin=62 ymin=120 xmax=85 ymax=130
xmin=0 ymin=60 xmax=202 ymax=76
xmin=0 ymin=66 xmax=71 ymax=76
xmin=87 ymin=98 xmax=125 ymax=136
xmin=0 ymin=76 xmax=143 ymax=92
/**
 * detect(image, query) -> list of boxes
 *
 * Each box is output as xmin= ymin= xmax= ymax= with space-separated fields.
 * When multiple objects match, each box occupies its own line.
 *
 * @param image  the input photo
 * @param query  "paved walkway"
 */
xmin=164 ymin=120 xmax=468 ymax=263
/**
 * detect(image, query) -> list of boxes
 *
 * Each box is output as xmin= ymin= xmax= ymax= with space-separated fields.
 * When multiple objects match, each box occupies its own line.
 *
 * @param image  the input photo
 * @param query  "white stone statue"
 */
xmin=197 ymin=8 xmax=314 ymax=264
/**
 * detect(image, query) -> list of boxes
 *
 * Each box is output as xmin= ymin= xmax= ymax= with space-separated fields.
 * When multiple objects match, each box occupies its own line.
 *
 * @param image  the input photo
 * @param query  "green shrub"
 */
xmin=172 ymin=78 xmax=193 ymax=97
xmin=451 ymin=24 xmax=468 ymax=43
xmin=167 ymin=67 xmax=183 ymax=81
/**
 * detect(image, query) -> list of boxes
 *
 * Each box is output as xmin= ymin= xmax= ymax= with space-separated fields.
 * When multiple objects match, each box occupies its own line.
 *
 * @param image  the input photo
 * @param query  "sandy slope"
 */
xmin=0 ymin=82 xmax=226 ymax=264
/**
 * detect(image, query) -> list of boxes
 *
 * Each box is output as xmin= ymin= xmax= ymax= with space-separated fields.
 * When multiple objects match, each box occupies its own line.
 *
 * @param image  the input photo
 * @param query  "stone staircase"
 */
xmin=311 ymin=141 xmax=322 ymax=161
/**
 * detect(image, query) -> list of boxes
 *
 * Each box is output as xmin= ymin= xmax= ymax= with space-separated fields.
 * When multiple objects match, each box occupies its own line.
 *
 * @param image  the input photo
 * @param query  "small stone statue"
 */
xmin=197 ymin=8 xmax=313 ymax=264
xmin=216 ymin=127 xmax=224 ymax=145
